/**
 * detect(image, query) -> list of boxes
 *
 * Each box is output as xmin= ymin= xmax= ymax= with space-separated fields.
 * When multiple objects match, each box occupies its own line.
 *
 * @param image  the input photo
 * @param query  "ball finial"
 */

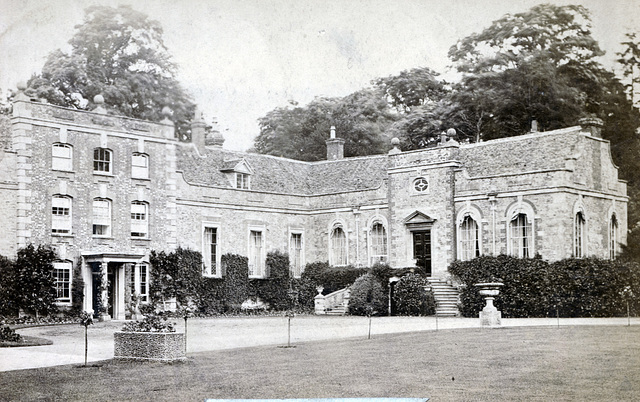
xmin=446 ymin=128 xmax=456 ymax=137
xmin=391 ymin=137 xmax=400 ymax=146
xmin=16 ymin=82 xmax=27 ymax=91
xmin=162 ymin=106 xmax=172 ymax=117
xmin=93 ymin=94 xmax=104 ymax=104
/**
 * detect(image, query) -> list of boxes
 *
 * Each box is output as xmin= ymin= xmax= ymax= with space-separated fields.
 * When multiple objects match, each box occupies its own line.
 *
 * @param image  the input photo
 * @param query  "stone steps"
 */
xmin=427 ymin=278 xmax=460 ymax=317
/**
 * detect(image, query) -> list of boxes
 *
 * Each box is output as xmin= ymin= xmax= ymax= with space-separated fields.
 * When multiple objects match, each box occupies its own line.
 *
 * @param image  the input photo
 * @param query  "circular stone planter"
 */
xmin=114 ymin=331 xmax=186 ymax=362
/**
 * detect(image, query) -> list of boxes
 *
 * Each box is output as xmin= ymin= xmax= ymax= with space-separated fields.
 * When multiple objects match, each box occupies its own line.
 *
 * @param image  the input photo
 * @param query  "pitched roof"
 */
xmin=177 ymin=145 xmax=388 ymax=195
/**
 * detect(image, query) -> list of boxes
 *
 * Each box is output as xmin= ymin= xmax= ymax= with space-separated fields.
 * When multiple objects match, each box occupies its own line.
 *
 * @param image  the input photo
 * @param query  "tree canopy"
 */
xmin=25 ymin=5 xmax=194 ymax=138
xmin=253 ymin=88 xmax=397 ymax=161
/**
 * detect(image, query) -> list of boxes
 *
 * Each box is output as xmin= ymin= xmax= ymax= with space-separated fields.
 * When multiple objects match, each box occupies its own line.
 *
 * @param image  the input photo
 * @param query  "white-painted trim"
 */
xmin=201 ymin=222 xmax=222 ymax=278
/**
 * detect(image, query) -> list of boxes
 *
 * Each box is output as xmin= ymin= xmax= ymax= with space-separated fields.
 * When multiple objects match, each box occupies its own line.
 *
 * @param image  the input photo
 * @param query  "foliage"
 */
xmin=449 ymin=255 xmax=640 ymax=318
xmin=14 ymin=244 xmax=58 ymax=317
xmin=252 ymin=250 xmax=292 ymax=311
xmin=149 ymin=247 xmax=203 ymax=307
xmin=373 ymin=67 xmax=448 ymax=113
xmin=617 ymin=32 xmax=640 ymax=106
xmin=71 ymin=260 xmax=85 ymax=316
xmin=122 ymin=313 xmax=176 ymax=332
xmin=0 ymin=325 xmax=22 ymax=342
xmin=254 ymin=88 xmax=397 ymax=161
xmin=24 ymin=5 xmax=195 ymax=138
xmin=393 ymin=274 xmax=435 ymax=316
xmin=221 ymin=253 xmax=250 ymax=312
xmin=347 ymin=273 xmax=388 ymax=316
xmin=0 ymin=254 xmax=16 ymax=316
xmin=79 ymin=311 xmax=93 ymax=327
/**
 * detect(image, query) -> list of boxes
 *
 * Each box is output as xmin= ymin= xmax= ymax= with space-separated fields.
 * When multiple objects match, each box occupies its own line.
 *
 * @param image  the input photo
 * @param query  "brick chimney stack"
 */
xmin=326 ymin=125 xmax=345 ymax=160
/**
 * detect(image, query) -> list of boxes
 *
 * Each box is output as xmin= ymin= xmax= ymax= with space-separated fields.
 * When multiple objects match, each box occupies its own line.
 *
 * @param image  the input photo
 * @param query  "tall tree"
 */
xmin=25 ymin=5 xmax=194 ymax=138
xmin=373 ymin=67 xmax=448 ymax=113
xmin=447 ymin=4 xmax=607 ymax=140
xmin=617 ymin=32 xmax=640 ymax=108
xmin=254 ymin=88 xmax=397 ymax=161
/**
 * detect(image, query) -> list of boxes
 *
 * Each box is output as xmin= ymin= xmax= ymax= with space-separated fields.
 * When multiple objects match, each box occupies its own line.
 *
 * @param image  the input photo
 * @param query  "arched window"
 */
xmin=52 ymin=143 xmax=73 ymax=171
xmin=93 ymin=148 xmax=112 ymax=174
xmin=369 ymin=222 xmax=388 ymax=265
xmin=610 ymin=214 xmax=618 ymax=260
xmin=459 ymin=215 xmax=480 ymax=261
xmin=330 ymin=225 xmax=347 ymax=266
xmin=509 ymin=213 xmax=532 ymax=258
xmin=52 ymin=195 xmax=72 ymax=234
xmin=92 ymin=198 xmax=111 ymax=237
xmin=132 ymin=153 xmax=149 ymax=179
xmin=574 ymin=211 xmax=586 ymax=258
xmin=130 ymin=201 xmax=149 ymax=238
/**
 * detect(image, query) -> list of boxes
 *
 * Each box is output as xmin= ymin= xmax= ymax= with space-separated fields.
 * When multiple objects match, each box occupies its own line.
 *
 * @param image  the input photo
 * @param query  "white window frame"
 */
xmin=51 ymin=195 xmax=72 ymax=235
xmin=609 ymin=214 xmax=619 ymax=260
xmin=93 ymin=148 xmax=112 ymax=174
xmin=236 ymin=173 xmax=250 ymax=189
xmin=506 ymin=201 xmax=535 ymax=258
xmin=92 ymin=198 xmax=112 ymax=237
xmin=129 ymin=263 xmax=149 ymax=303
xmin=289 ymin=231 xmax=304 ymax=278
xmin=130 ymin=201 xmax=149 ymax=238
xmin=202 ymin=224 xmax=221 ymax=277
xmin=459 ymin=215 xmax=481 ymax=261
xmin=368 ymin=221 xmax=388 ymax=265
xmin=132 ymin=152 xmax=149 ymax=179
xmin=52 ymin=143 xmax=73 ymax=171
xmin=53 ymin=261 xmax=72 ymax=304
xmin=329 ymin=223 xmax=348 ymax=266
xmin=248 ymin=226 xmax=266 ymax=278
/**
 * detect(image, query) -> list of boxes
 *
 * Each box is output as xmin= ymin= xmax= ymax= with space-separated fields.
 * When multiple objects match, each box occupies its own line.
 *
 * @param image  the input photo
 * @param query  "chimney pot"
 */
xmin=578 ymin=117 xmax=604 ymax=138
xmin=531 ymin=120 xmax=538 ymax=133
xmin=326 ymin=126 xmax=344 ymax=160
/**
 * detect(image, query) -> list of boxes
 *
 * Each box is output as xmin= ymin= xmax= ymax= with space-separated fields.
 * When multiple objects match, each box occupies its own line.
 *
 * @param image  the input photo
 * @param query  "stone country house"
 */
xmin=0 ymin=95 xmax=628 ymax=318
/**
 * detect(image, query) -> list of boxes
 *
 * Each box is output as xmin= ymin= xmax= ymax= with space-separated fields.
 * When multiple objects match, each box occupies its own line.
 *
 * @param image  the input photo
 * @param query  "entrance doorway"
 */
xmin=413 ymin=230 xmax=432 ymax=276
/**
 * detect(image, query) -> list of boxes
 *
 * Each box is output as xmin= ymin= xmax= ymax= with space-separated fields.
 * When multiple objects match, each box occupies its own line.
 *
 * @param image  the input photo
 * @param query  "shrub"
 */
xmin=253 ymin=250 xmax=292 ymax=311
xmin=0 ymin=325 xmax=22 ymax=342
xmin=222 ymin=253 xmax=250 ymax=312
xmin=14 ymin=244 xmax=58 ymax=318
xmin=348 ymin=273 xmax=388 ymax=316
xmin=393 ymin=274 xmax=436 ymax=316
xmin=449 ymin=255 xmax=640 ymax=318
xmin=0 ymin=255 xmax=16 ymax=316
xmin=297 ymin=262 xmax=368 ymax=310
xmin=122 ymin=314 xmax=176 ymax=333
xmin=149 ymin=247 xmax=203 ymax=307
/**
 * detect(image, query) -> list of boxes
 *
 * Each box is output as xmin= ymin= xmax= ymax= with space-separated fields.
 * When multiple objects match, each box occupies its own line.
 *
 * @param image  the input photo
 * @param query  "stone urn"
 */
xmin=475 ymin=282 xmax=504 ymax=327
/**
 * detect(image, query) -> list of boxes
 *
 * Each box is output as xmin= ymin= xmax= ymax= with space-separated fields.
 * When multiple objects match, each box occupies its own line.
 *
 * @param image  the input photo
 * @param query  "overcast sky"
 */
xmin=1 ymin=0 xmax=638 ymax=150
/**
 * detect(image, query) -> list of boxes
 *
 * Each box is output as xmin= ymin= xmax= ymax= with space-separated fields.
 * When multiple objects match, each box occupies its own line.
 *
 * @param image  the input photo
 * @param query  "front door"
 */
xmin=413 ymin=230 xmax=432 ymax=276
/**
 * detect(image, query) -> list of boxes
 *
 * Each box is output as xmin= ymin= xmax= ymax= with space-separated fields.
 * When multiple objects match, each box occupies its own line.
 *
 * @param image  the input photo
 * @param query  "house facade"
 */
xmin=0 ymin=97 xmax=628 ymax=319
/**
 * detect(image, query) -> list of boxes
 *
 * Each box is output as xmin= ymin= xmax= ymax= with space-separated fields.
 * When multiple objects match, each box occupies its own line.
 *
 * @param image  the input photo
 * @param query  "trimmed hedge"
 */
xmin=393 ymin=273 xmax=436 ymax=316
xmin=449 ymin=255 xmax=640 ymax=318
xmin=253 ymin=250 xmax=292 ymax=311
xmin=348 ymin=273 xmax=388 ymax=316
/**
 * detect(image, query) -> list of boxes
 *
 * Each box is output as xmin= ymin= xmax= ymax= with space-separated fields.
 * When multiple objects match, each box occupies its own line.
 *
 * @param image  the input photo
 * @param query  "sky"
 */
xmin=1 ymin=0 xmax=638 ymax=151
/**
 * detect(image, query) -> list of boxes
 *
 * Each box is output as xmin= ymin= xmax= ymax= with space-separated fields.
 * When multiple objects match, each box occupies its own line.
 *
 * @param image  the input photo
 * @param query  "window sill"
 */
xmin=53 ymin=169 xmax=75 ymax=174
xmin=131 ymin=176 xmax=151 ymax=181
xmin=93 ymin=236 xmax=113 ymax=240
xmin=55 ymin=301 xmax=72 ymax=306
xmin=52 ymin=233 xmax=74 ymax=238
xmin=249 ymin=276 xmax=268 ymax=280
xmin=131 ymin=237 xmax=150 ymax=241
xmin=93 ymin=172 xmax=114 ymax=177
xmin=202 ymin=274 xmax=222 ymax=279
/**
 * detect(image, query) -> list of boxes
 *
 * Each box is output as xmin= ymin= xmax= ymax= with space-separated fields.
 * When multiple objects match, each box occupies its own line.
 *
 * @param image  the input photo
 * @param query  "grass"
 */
xmin=0 ymin=325 xmax=638 ymax=401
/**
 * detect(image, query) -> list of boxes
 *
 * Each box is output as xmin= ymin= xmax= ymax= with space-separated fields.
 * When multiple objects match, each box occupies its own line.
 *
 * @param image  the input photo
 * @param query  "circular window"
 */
xmin=413 ymin=177 xmax=429 ymax=192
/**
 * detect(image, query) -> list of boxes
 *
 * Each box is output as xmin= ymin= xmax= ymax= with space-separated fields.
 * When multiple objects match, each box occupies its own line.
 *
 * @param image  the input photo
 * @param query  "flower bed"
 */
xmin=114 ymin=331 xmax=185 ymax=362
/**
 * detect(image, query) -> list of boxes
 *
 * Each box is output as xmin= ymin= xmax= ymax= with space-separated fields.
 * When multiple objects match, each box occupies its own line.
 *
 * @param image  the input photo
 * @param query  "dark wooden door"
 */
xmin=413 ymin=230 xmax=432 ymax=276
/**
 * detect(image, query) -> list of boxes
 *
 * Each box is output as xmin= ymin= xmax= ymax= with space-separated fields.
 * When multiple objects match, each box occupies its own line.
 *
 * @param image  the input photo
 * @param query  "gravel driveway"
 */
xmin=1 ymin=315 xmax=637 ymax=372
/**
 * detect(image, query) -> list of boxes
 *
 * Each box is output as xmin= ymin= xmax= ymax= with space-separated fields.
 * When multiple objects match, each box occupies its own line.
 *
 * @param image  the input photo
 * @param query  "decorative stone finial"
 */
xmin=16 ymin=82 xmax=27 ymax=91
xmin=162 ymin=106 xmax=172 ymax=117
xmin=14 ymin=82 xmax=30 ymax=101
xmin=330 ymin=126 xmax=336 ymax=139
xmin=446 ymin=128 xmax=456 ymax=137
xmin=578 ymin=117 xmax=604 ymax=138
xmin=93 ymin=94 xmax=106 ymax=114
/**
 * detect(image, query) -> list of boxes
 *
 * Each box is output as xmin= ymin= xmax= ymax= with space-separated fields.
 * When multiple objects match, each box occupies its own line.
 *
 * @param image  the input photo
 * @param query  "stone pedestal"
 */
xmin=475 ymin=282 xmax=504 ymax=327
xmin=479 ymin=296 xmax=502 ymax=327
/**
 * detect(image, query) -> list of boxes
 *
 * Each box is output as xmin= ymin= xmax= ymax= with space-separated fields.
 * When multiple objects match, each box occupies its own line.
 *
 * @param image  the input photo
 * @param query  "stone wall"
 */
xmin=114 ymin=331 xmax=185 ymax=362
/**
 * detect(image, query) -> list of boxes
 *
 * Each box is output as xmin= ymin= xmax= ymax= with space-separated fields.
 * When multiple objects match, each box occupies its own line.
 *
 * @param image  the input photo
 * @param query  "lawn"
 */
xmin=0 ymin=325 xmax=638 ymax=401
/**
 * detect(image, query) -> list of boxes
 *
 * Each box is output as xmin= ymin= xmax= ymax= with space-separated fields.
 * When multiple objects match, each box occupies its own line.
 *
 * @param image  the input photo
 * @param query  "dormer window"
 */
xmin=221 ymin=158 xmax=254 ymax=190
xmin=236 ymin=173 xmax=250 ymax=189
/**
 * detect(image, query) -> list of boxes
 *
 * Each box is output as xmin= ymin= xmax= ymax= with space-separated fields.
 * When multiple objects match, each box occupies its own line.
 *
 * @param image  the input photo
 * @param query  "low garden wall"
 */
xmin=114 ymin=332 xmax=185 ymax=362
